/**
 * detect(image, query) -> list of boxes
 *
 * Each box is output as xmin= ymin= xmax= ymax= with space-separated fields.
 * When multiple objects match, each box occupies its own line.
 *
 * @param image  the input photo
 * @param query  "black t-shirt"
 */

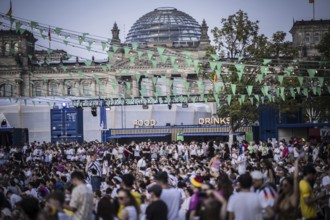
xmin=14 ymin=152 xmax=23 ymax=161
xmin=146 ymin=200 xmax=168 ymax=220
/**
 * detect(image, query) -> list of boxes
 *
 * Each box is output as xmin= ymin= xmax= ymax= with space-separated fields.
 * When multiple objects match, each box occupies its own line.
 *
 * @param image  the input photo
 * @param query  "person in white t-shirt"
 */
xmin=236 ymin=151 xmax=248 ymax=175
xmin=227 ymin=173 xmax=262 ymax=220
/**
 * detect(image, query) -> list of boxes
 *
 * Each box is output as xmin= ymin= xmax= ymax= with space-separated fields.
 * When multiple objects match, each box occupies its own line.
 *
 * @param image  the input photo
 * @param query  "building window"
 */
xmin=67 ymin=86 xmax=71 ymax=96
xmin=304 ymin=33 xmax=310 ymax=42
xmin=35 ymin=85 xmax=42 ymax=96
xmin=313 ymin=33 xmax=320 ymax=42
xmin=4 ymin=43 xmax=10 ymax=56
xmin=0 ymin=84 xmax=13 ymax=97
xmin=49 ymin=84 xmax=58 ymax=96
xmin=82 ymin=84 xmax=90 ymax=96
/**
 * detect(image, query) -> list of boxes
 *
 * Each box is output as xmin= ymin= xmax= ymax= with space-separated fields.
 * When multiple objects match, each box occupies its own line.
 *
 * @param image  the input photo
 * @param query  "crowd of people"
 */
xmin=0 ymin=138 xmax=329 ymax=220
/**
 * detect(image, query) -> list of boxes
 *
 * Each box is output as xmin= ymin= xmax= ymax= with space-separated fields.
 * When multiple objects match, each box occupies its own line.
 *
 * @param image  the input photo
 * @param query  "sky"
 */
xmin=1 ymin=0 xmax=330 ymax=59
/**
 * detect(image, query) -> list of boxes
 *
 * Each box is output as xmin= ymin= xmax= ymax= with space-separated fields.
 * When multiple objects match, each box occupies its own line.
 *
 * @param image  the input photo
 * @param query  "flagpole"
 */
xmin=313 ymin=1 xmax=315 ymax=20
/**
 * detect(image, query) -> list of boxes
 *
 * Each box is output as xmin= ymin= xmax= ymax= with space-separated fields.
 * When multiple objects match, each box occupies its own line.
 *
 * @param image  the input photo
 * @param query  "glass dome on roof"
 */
xmin=126 ymin=7 xmax=201 ymax=43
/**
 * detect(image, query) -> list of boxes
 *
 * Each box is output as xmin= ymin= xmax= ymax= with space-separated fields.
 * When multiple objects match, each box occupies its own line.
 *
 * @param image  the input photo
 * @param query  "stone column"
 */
xmin=132 ymin=78 xmax=139 ymax=97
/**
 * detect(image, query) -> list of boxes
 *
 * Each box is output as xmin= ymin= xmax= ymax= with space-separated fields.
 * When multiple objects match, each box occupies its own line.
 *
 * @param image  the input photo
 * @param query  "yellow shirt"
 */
xmin=117 ymin=191 xmax=141 ymax=219
xmin=299 ymin=179 xmax=317 ymax=219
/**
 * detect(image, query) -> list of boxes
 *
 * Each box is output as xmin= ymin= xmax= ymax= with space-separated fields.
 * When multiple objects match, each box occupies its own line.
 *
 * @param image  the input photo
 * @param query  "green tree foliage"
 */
xmin=211 ymin=10 xmax=259 ymax=58
xmin=317 ymin=31 xmax=330 ymax=60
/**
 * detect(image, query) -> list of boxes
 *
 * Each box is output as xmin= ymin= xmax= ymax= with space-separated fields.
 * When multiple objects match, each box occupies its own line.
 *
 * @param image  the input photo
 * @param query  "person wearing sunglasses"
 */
xmin=117 ymin=189 xmax=139 ymax=220
xmin=273 ymin=159 xmax=299 ymax=220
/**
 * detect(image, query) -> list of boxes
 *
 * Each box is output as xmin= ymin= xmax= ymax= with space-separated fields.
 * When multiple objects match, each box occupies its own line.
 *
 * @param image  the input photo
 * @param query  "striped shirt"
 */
xmin=87 ymin=161 xmax=102 ymax=177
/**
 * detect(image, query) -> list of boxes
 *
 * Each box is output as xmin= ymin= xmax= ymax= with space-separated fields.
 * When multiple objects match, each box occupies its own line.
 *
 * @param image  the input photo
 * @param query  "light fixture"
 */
xmin=142 ymin=104 xmax=149 ymax=109
xmin=182 ymin=103 xmax=188 ymax=108
xmin=168 ymin=104 xmax=172 ymax=110
xmin=62 ymin=103 xmax=67 ymax=108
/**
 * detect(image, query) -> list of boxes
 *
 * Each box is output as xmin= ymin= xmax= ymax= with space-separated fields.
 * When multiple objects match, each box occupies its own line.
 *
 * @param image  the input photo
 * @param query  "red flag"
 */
xmin=48 ymin=27 xmax=51 ymax=41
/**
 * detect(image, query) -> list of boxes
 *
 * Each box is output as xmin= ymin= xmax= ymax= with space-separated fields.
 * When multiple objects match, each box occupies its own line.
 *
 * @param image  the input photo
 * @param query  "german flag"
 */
xmin=213 ymin=72 xmax=218 ymax=83
xmin=48 ymin=27 xmax=51 ymax=41
xmin=6 ymin=0 xmax=12 ymax=16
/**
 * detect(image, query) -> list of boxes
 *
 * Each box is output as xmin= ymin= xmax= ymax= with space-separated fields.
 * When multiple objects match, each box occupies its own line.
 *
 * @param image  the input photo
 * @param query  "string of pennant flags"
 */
xmin=1 ymin=14 xmax=330 ymax=108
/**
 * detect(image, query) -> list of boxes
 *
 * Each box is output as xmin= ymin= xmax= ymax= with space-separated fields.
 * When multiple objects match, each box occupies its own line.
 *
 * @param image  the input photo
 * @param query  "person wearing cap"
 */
xmin=146 ymin=184 xmax=167 ymax=220
xmin=251 ymin=170 xmax=277 ymax=219
xmin=155 ymin=171 xmax=181 ymax=220
xmin=188 ymin=176 xmax=204 ymax=220
xmin=227 ymin=173 xmax=262 ymax=220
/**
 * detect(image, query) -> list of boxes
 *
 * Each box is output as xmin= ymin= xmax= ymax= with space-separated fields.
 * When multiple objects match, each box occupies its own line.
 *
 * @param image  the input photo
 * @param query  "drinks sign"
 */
xmin=198 ymin=117 xmax=230 ymax=125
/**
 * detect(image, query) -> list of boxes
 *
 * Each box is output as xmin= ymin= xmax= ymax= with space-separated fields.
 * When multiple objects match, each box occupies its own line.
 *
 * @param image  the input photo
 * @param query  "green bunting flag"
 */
xmin=263 ymin=86 xmax=269 ymax=95
xmin=237 ymin=70 xmax=243 ymax=81
xmin=86 ymin=46 xmax=91 ymax=52
xmin=263 ymin=59 xmax=272 ymax=65
xmin=30 ymin=21 xmax=38 ymax=30
xmin=235 ymin=64 xmax=244 ymax=73
xmin=296 ymin=87 xmax=301 ymax=94
xmin=249 ymin=97 xmax=254 ymax=105
xmin=260 ymin=66 xmax=268 ymax=75
xmin=161 ymin=55 xmax=168 ymax=64
xmin=170 ymin=79 xmax=174 ymax=87
xmin=132 ymin=43 xmax=139 ymax=50
xmin=211 ymin=54 xmax=219 ymax=60
xmin=193 ymin=59 xmax=200 ymax=69
xmin=63 ymin=40 xmax=68 ymax=46
xmin=210 ymin=61 xmax=217 ymax=71
xmin=275 ymin=88 xmax=280 ymax=97
xmin=112 ymin=45 xmax=119 ymax=53
xmin=84 ymin=59 xmax=92 ymax=66
xmin=157 ymin=47 xmax=165 ymax=56
xmin=297 ymin=76 xmax=304 ymax=86
xmin=241 ymin=94 xmax=246 ymax=103
xmin=317 ymin=87 xmax=322 ymax=96
xmin=254 ymin=94 xmax=260 ymax=102
xmin=302 ymin=88 xmax=308 ymax=97
xmin=151 ymin=60 xmax=157 ymax=68
xmin=124 ymin=47 xmax=130 ymax=57
xmin=184 ymin=51 xmax=191 ymax=59
xmin=238 ymin=97 xmax=242 ymax=105
xmin=290 ymin=87 xmax=295 ymax=99
xmin=125 ymin=82 xmax=131 ymax=90
xmin=194 ymin=66 xmax=200 ymax=75
xmin=256 ymin=74 xmax=263 ymax=84
xmin=215 ymin=83 xmax=221 ymax=94
xmin=308 ymin=69 xmax=316 ymax=78
xmin=215 ymin=69 xmax=221 ymax=79
xmin=102 ymin=65 xmax=107 ymax=72
xmin=312 ymin=87 xmax=317 ymax=95
xmin=77 ymin=70 xmax=83 ymax=78
xmin=186 ymin=59 xmax=192 ymax=67
xmin=318 ymin=77 xmax=324 ymax=87
xmin=136 ymin=73 xmax=141 ymax=82
xmin=284 ymin=66 xmax=294 ymax=76
xmin=101 ymin=42 xmax=107 ymax=51
xmin=246 ymin=85 xmax=253 ymax=96
xmin=231 ymin=84 xmax=236 ymax=95
xmin=55 ymin=27 xmax=62 ymax=35
xmin=47 ymin=48 xmax=53 ymax=55
xmin=170 ymin=56 xmax=176 ymax=65
xmin=152 ymin=76 xmax=157 ymax=85
xmin=147 ymin=51 xmax=154 ymax=60
xmin=137 ymin=51 xmax=144 ymax=59
xmin=184 ymin=82 xmax=190 ymax=91
xmin=130 ymin=56 xmax=135 ymax=64
xmin=278 ymin=75 xmax=284 ymax=85
xmin=227 ymin=95 xmax=232 ymax=106
xmin=173 ymin=64 xmax=178 ymax=73
xmin=15 ymin=22 xmax=22 ymax=33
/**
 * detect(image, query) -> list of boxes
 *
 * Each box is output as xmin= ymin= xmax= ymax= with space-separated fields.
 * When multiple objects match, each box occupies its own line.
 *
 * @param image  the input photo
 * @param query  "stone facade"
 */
xmin=0 ymin=21 xmax=211 ymax=100
xmin=290 ymin=19 xmax=330 ymax=58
